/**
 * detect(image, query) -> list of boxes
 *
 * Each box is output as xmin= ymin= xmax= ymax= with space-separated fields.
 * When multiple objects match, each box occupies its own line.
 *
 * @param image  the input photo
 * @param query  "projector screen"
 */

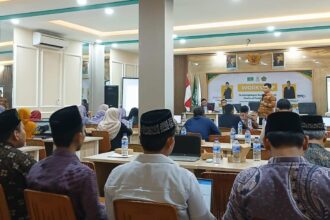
xmin=122 ymin=78 xmax=139 ymax=114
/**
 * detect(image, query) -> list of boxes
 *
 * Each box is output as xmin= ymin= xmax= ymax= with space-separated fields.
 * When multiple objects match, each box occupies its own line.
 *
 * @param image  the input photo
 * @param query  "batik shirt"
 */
xmin=223 ymin=157 xmax=330 ymax=220
xmin=304 ymin=143 xmax=330 ymax=168
xmin=27 ymin=148 xmax=106 ymax=220
xmin=0 ymin=144 xmax=36 ymax=220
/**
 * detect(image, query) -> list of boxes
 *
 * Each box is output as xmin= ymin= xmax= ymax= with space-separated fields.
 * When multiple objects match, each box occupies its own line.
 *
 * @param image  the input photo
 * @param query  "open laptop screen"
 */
xmin=174 ymin=115 xmax=182 ymax=124
xmin=197 ymin=178 xmax=213 ymax=211
xmin=323 ymin=117 xmax=330 ymax=127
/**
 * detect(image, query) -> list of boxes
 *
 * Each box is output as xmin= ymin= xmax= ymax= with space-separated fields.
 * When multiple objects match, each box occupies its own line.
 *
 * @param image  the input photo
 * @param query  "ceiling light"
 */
xmin=10 ymin=19 xmax=19 ymax=25
xmin=172 ymin=34 xmax=178 ymax=39
xmin=105 ymin=8 xmax=114 ymax=15
xmin=77 ymin=0 xmax=87 ymax=6
xmin=179 ymin=39 xmax=186 ymax=44
xmin=274 ymin=32 xmax=281 ymax=37
xmin=267 ymin=26 xmax=275 ymax=32
xmin=111 ymin=43 xmax=118 ymax=48
xmin=216 ymin=51 xmax=224 ymax=56
xmin=96 ymin=39 xmax=102 ymax=44
xmin=0 ymin=65 xmax=4 ymax=73
xmin=289 ymin=47 xmax=298 ymax=52
xmin=0 ymin=41 xmax=13 ymax=47
xmin=302 ymin=55 xmax=307 ymax=59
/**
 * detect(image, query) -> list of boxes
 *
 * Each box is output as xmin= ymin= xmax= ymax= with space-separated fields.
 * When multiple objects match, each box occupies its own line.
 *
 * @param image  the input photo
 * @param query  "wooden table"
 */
xmin=19 ymin=146 xmax=44 ymax=161
xmin=84 ymin=152 xmax=268 ymax=196
xmin=36 ymin=136 xmax=103 ymax=160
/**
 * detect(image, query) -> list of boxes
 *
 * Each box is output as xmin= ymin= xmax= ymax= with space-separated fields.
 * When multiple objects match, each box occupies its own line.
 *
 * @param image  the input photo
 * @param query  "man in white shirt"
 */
xmin=104 ymin=109 xmax=215 ymax=220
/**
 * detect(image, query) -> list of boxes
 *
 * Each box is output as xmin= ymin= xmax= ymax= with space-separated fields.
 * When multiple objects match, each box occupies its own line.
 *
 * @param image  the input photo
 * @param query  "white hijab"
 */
xmin=98 ymin=104 xmax=109 ymax=112
xmin=97 ymin=108 xmax=121 ymax=139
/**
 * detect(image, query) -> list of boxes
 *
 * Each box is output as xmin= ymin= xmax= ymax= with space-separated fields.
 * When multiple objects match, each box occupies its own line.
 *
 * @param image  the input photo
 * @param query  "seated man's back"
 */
xmin=27 ymin=149 xmax=103 ymax=219
xmin=105 ymin=109 xmax=215 ymax=220
xmin=184 ymin=107 xmax=220 ymax=141
xmin=0 ymin=109 xmax=36 ymax=220
xmin=224 ymin=112 xmax=330 ymax=220
xmin=27 ymin=106 xmax=105 ymax=220
xmin=106 ymin=154 xmax=212 ymax=220
xmin=224 ymin=158 xmax=330 ymax=220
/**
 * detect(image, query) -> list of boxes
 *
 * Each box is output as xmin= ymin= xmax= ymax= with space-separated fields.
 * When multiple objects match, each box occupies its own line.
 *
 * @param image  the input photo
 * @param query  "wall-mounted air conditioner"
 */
xmin=33 ymin=32 xmax=68 ymax=49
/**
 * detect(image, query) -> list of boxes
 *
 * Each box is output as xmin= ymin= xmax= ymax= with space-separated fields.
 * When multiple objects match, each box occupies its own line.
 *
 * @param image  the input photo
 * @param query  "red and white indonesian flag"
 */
xmin=184 ymin=75 xmax=192 ymax=112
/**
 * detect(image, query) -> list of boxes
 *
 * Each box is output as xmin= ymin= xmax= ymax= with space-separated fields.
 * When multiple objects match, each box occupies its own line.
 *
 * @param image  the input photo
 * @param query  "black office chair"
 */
xmin=207 ymin=103 xmax=215 ymax=111
xmin=172 ymin=135 xmax=201 ymax=157
xmin=248 ymin=102 xmax=260 ymax=112
xmin=298 ymin=102 xmax=317 ymax=115
xmin=233 ymin=104 xmax=242 ymax=113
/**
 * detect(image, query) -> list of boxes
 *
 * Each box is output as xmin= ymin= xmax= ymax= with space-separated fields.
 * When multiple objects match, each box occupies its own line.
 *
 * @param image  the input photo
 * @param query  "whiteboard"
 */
xmin=122 ymin=78 xmax=139 ymax=113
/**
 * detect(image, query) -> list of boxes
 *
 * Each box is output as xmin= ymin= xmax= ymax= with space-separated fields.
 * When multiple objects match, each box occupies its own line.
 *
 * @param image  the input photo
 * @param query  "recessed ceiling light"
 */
xmin=96 ymin=39 xmax=102 ymax=44
xmin=274 ymin=32 xmax=281 ymax=37
xmin=172 ymin=34 xmax=178 ymax=39
xmin=315 ymin=61 xmax=320 ymax=64
xmin=105 ymin=8 xmax=114 ymax=15
xmin=289 ymin=47 xmax=298 ymax=52
xmin=302 ymin=55 xmax=307 ymax=59
xmin=77 ymin=0 xmax=87 ymax=6
xmin=179 ymin=39 xmax=186 ymax=44
xmin=216 ymin=51 xmax=224 ymax=56
xmin=267 ymin=26 xmax=275 ymax=32
xmin=10 ymin=19 xmax=19 ymax=25
xmin=111 ymin=43 xmax=118 ymax=48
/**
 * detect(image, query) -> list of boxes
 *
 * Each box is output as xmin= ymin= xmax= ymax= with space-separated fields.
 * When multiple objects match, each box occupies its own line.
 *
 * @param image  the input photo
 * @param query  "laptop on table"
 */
xmin=197 ymin=178 xmax=213 ymax=211
xmin=169 ymin=135 xmax=201 ymax=162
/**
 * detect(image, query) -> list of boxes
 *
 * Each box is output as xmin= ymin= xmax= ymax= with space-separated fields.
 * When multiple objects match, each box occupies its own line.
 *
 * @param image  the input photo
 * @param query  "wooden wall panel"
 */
xmin=174 ymin=55 xmax=187 ymax=114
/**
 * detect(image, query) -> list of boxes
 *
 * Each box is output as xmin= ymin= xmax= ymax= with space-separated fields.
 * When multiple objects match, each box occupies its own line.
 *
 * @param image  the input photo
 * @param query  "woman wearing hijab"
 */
xmin=89 ymin=104 xmax=109 ymax=125
xmin=18 ymin=108 xmax=37 ymax=139
xmin=30 ymin=110 xmax=42 ymax=122
xmin=98 ymin=108 xmax=132 ymax=150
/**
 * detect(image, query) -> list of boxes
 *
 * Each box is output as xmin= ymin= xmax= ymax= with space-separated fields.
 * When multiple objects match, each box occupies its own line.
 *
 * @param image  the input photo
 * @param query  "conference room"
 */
xmin=1 ymin=0 xmax=330 ymax=220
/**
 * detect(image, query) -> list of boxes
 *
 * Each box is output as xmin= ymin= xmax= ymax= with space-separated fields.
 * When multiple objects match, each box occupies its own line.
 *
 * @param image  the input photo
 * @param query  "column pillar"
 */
xmin=139 ymin=0 xmax=174 ymax=114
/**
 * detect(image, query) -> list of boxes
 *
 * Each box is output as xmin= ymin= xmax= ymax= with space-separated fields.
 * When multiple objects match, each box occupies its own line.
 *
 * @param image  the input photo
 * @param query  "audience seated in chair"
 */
xmin=184 ymin=107 xmax=220 ymax=141
xmin=302 ymin=115 xmax=330 ymax=168
xmin=27 ymin=106 xmax=106 ymax=220
xmin=0 ymin=109 xmax=36 ymax=220
xmin=218 ymin=104 xmax=242 ymax=132
xmin=104 ymin=109 xmax=216 ymax=220
xmin=223 ymin=112 xmax=330 ymax=220
xmin=98 ymin=108 xmax=132 ymax=150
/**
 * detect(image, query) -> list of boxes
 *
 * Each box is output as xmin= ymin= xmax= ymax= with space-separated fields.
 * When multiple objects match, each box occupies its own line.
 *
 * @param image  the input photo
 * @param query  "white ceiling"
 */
xmin=2 ymin=0 xmax=330 ymax=54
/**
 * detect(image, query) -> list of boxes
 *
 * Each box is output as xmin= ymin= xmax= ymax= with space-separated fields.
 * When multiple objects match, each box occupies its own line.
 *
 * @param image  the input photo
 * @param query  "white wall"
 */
xmin=13 ymin=28 xmax=82 ymax=117
xmin=109 ymin=49 xmax=138 ymax=106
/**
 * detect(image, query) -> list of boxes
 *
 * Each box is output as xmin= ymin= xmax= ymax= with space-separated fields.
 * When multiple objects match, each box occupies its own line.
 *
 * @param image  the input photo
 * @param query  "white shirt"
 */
xmin=104 ymin=154 xmax=216 ymax=220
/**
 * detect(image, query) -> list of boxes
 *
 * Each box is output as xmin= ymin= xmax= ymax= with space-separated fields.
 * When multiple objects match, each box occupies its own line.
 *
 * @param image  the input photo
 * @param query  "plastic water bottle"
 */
xmin=232 ymin=140 xmax=241 ymax=163
xmin=128 ymin=118 xmax=133 ymax=129
xmin=245 ymin=129 xmax=252 ymax=145
xmin=238 ymin=121 xmax=243 ymax=135
xmin=248 ymin=119 xmax=253 ymax=129
xmin=182 ymin=113 xmax=186 ymax=124
xmin=253 ymin=137 xmax=261 ymax=161
xmin=203 ymin=106 xmax=208 ymax=113
xmin=121 ymin=133 xmax=129 ymax=156
xmin=230 ymin=127 xmax=236 ymax=144
xmin=213 ymin=138 xmax=221 ymax=164
xmin=181 ymin=127 xmax=187 ymax=135
xmin=262 ymin=118 xmax=267 ymax=127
